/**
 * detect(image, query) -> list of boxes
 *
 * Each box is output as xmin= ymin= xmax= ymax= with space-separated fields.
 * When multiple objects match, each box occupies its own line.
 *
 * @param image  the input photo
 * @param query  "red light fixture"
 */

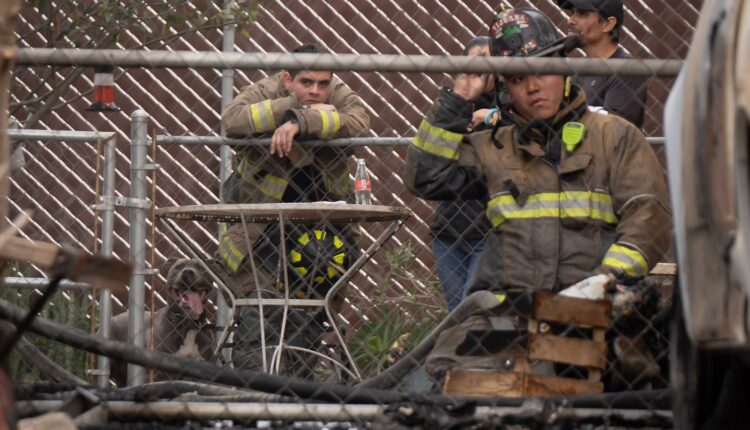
xmin=87 ymin=66 xmax=120 ymax=112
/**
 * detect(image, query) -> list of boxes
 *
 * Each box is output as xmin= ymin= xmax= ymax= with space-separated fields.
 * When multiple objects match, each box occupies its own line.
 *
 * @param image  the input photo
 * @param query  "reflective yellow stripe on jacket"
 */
xmin=486 ymin=191 xmax=618 ymax=227
xmin=412 ymin=120 xmax=462 ymax=160
xmin=248 ymin=100 xmax=277 ymax=133
xmin=219 ymin=232 xmax=245 ymax=273
xmin=603 ymin=243 xmax=649 ymax=278
xmin=319 ymin=110 xmax=342 ymax=139
xmin=237 ymin=156 xmax=288 ymax=201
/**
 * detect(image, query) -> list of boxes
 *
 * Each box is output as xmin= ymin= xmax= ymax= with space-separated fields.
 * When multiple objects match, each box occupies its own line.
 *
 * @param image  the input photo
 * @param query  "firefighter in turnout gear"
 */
xmin=219 ymin=44 xmax=369 ymax=377
xmin=403 ymin=8 xmax=671 ymax=379
xmin=220 ymin=44 xmax=369 ymax=287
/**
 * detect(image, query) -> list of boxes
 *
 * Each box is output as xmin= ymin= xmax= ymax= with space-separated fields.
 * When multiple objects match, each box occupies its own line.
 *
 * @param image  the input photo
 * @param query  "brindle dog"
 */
xmin=108 ymin=258 xmax=214 ymax=386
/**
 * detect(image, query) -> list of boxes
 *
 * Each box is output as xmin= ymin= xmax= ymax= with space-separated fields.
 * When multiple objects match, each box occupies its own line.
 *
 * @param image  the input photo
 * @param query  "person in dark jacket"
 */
xmin=404 ymin=7 xmax=671 ymax=379
xmin=431 ymin=36 xmax=509 ymax=310
xmin=558 ymin=0 xmax=648 ymax=128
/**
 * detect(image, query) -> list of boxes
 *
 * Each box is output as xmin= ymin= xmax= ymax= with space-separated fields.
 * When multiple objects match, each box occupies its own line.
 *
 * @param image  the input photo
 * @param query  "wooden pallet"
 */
xmin=443 ymin=291 xmax=611 ymax=397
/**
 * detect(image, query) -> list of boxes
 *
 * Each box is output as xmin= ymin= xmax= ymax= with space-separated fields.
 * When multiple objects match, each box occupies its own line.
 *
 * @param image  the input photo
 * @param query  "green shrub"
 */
xmin=2 ymin=286 xmax=91 ymax=382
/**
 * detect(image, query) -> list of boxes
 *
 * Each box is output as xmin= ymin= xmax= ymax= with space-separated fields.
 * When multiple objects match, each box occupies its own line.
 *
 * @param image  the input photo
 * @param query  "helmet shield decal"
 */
xmin=491 ymin=11 xmax=537 ymax=56
xmin=490 ymin=8 xmax=565 ymax=58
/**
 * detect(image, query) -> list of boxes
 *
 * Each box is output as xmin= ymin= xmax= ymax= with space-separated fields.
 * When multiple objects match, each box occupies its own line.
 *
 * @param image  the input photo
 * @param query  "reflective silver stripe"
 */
xmin=257 ymin=174 xmax=287 ymax=200
xmin=602 ymin=243 xmax=649 ymax=277
xmin=219 ymin=234 xmax=245 ymax=273
xmin=319 ymin=110 xmax=341 ymax=138
xmin=411 ymin=120 xmax=461 ymax=160
xmin=486 ymin=191 xmax=617 ymax=227
xmin=249 ymin=100 xmax=276 ymax=133
xmin=237 ymin=156 xmax=259 ymax=177
xmin=237 ymin=157 xmax=287 ymax=201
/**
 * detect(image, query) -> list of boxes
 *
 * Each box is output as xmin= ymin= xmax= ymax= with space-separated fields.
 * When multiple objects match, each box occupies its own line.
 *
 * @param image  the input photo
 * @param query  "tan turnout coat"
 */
xmin=219 ymin=73 xmax=369 ymax=283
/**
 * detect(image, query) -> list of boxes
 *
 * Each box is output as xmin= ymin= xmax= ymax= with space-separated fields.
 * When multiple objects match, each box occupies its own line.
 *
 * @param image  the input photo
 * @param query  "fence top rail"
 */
xmin=8 ymin=129 xmax=115 ymax=143
xmin=3 ymin=277 xmax=92 ymax=290
xmin=156 ymin=134 xmax=665 ymax=147
xmin=155 ymin=135 xmax=412 ymax=147
xmin=15 ymin=49 xmax=683 ymax=77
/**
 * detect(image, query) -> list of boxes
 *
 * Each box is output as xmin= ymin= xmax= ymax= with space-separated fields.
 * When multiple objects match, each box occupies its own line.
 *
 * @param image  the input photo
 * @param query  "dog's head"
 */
xmin=162 ymin=258 xmax=212 ymax=320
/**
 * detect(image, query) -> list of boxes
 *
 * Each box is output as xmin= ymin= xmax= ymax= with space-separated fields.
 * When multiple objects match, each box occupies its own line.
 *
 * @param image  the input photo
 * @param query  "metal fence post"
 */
xmin=128 ymin=110 xmax=149 ymax=386
xmin=217 ymin=0 xmax=236 ymax=362
xmin=96 ymin=133 xmax=117 ymax=388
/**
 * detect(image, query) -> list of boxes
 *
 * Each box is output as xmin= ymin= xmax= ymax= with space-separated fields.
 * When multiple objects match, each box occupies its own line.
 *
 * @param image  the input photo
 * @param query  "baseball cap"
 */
xmin=557 ymin=0 xmax=624 ymax=27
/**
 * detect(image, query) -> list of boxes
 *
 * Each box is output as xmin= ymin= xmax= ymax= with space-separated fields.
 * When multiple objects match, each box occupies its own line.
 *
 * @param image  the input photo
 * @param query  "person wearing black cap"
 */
xmin=404 ymin=6 xmax=670 ymax=382
xmin=558 ymin=0 xmax=648 ymax=128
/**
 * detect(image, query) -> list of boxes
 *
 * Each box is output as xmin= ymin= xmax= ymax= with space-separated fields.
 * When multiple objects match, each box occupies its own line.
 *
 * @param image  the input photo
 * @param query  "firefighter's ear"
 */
xmin=282 ymin=71 xmax=293 ymax=90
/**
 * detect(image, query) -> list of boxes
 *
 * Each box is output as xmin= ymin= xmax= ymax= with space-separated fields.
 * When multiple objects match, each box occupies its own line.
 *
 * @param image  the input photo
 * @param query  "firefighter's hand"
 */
xmin=559 ymin=274 xmax=612 ymax=300
xmin=453 ymin=73 xmax=488 ymax=101
xmin=309 ymin=103 xmax=337 ymax=112
xmin=470 ymin=108 xmax=499 ymax=131
xmin=270 ymin=120 xmax=301 ymax=158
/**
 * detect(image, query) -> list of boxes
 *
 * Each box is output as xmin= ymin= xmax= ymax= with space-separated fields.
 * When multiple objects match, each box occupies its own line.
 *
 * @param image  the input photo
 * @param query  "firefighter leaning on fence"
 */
xmin=403 ymin=8 xmax=671 ymax=377
xmin=219 ymin=43 xmax=369 ymax=376
xmin=219 ymin=43 xmax=370 ymax=293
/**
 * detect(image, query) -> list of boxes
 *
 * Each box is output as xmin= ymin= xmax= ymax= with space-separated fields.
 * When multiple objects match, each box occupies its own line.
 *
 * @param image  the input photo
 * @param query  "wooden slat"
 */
xmin=588 ymin=329 xmax=606 ymax=382
xmin=524 ymin=373 xmax=603 ymax=397
xmin=0 ymin=236 xmax=130 ymax=292
xmin=442 ymin=370 xmax=603 ymax=397
xmin=443 ymin=370 xmax=524 ymax=397
xmin=68 ymin=253 xmax=131 ymax=293
xmin=528 ymin=333 xmax=607 ymax=369
xmin=533 ymin=291 xmax=611 ymax=328
xmin=650 ymin=262 xmax=677 ymax=276
xmin=18 ymin=412 xmax=77 ymax=430
xmin=0 ymin=236 xmax=58 ymax=268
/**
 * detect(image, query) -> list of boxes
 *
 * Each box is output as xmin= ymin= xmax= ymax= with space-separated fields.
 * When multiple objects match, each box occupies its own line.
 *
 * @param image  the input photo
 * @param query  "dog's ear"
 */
xmin=160 ymin=257 xmax=180 ymax=282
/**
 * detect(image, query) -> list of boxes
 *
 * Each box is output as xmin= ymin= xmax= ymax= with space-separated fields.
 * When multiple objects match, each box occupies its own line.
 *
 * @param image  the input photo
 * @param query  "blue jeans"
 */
xmin=432 ymin=236 xmax=485 ymax=310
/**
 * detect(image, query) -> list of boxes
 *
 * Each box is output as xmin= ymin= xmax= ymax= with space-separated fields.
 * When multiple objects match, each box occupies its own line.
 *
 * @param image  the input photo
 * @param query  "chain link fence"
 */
xmin=2 ymin=0 xmax=700 ymax=428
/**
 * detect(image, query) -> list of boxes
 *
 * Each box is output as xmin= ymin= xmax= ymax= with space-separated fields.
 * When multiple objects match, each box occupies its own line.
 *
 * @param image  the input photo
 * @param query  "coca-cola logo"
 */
xmin=354 ymin=179 xmax=371 ymax=191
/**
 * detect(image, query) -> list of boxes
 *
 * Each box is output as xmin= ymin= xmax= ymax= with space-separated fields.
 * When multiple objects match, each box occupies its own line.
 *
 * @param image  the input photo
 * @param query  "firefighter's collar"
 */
xmin=513 ymin=133 xmax=546 ymax=157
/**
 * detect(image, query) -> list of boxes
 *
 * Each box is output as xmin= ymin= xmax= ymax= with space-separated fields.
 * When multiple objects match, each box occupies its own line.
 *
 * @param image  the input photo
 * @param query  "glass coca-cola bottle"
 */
xmin=354 ymin=158 xmax=372 ymax=205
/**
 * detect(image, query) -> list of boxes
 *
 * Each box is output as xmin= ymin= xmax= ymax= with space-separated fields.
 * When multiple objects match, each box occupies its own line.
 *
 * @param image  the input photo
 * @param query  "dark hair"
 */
xmin=463 ymin=36 xmax=490 ymax=55
xmin=596 ymin=14 xmax=620 ymax=44
xmin=292 ymin=43 xmax=324 ymax=54
xmin=608 ymin=24 xmax=620 ymax=44
xmin=289 ymin=43 xmax=330 ymax=79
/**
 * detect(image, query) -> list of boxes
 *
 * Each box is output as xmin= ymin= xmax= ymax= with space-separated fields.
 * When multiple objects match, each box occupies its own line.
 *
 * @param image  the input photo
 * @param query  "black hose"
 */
xmin=16 ymin=380 xmax=285 ymax=403
xmin=120 ymin=380 xmax=268 ymax=400
xmin=0 ymin=296 xmax=453 ymax=405
xmin=0 ymin=297 xmax=673 ymax=409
